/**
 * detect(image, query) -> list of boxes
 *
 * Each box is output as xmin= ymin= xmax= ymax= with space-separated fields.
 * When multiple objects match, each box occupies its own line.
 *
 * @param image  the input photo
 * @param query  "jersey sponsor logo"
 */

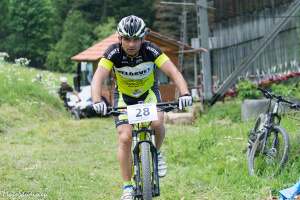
xmin=121 ymin=60 xmax=129 ymax=64
xmin=107 ymin=48 xmax=119 ymax=59
xmin=146 ymin=46 xmax=160 ymax=56
xmin=115 ymin=62 xmax=154 ymax=80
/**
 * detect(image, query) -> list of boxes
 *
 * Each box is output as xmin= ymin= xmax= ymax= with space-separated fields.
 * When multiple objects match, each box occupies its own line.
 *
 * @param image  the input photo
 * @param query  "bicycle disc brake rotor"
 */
xmin=265 ymin=147 xmax=277 ymax=164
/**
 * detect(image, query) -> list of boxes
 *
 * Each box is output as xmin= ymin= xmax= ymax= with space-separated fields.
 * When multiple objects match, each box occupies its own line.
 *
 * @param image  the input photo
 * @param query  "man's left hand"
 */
xmin=178 ymin=94 xmax=193 ymax=110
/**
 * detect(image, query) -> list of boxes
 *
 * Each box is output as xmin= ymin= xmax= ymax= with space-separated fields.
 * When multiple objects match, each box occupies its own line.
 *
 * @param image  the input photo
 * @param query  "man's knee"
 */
xmin=117 ymin=125 xmax=132 ymax=146
xmin=152 ymin=112 xmax=165 ymax=128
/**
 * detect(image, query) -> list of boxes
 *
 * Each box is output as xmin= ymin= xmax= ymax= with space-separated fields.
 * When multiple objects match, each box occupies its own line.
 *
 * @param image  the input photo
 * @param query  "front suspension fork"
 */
xmin=132 ymin=130 xmax=160 ymax=197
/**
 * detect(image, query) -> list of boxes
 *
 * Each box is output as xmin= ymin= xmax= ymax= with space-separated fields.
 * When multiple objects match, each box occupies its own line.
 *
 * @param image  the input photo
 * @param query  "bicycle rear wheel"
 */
xmin=248 ymin=126 xmax=289 ymax=176
xmin=140 ymin=142 xmax=152 ymax=200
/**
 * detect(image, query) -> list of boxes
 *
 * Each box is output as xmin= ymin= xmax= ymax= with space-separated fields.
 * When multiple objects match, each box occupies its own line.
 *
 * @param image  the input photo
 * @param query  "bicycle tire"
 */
xmin=140 ymin=142 xmax=152 ymax=200
xmin=246 ymin=114 xmax=266 ymax=157
xmin=248 ymin=125 xmax=289 ymax=176
xmin=253 ymin=114 xmax=266 ymax=132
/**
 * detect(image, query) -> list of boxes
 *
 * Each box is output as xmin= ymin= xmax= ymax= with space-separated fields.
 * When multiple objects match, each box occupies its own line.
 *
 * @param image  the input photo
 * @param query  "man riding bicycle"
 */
xmin=91 ymin=15 xmax=192 ymax=200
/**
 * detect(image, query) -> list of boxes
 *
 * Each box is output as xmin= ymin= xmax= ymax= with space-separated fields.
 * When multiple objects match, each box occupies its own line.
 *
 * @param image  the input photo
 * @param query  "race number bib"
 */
xmin=127 ymin=103 xmax=158 ymax=124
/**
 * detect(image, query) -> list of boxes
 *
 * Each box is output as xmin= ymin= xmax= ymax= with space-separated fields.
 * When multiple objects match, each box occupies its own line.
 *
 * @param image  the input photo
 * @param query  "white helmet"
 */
xmin=60 ymin=76 xmax=67 ymax=83
xmin=117 ymin=15 xmax=147 ymax=38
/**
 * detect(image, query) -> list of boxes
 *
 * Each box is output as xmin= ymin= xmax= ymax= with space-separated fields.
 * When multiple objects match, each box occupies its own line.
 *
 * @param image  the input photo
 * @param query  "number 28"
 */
xmin=136 ymin=108 xmax=150 ymax=117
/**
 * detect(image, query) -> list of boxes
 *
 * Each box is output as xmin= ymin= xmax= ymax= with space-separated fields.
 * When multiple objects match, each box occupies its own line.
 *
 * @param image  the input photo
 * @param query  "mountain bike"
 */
xmin=247 ymin=88 xmax=300 ymax=176
xmin=109 ymin=102 xmax=178 ymax=200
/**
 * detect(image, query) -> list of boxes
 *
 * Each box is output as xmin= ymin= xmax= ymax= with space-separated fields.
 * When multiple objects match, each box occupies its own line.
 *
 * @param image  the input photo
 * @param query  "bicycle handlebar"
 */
xmin=258 ymin=87 xmax=300 ymax=110
xmin=107 ymin=101 xmax=179 ymax=116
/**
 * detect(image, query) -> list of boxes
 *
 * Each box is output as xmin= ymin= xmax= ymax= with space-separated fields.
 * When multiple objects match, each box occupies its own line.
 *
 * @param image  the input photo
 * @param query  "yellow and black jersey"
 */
xmin=98 ymin=41 xmax=170 ymax=98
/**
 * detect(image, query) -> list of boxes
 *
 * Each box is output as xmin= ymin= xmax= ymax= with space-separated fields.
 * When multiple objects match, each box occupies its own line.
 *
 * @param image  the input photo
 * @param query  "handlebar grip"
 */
xmin=290 ymin=103 xmax=300 ymax=110
xmin=257 ymin=87 xmax=273 ymax=99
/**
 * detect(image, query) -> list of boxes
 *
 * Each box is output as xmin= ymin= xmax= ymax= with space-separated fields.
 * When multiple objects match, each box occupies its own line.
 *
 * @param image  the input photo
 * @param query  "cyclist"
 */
xmin=91 ymin=15 xmax=192 ymax=200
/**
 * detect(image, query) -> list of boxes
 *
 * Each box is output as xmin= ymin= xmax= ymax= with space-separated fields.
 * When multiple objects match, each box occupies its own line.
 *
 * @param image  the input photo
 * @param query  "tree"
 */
xmin=0 ymin=0 xmax=9 ymax=49
xmin=106 ymin=0 xmax=155 ymax=27
xmin=93 ymin=17 xmax=116 ymax=42
xmin=6 ymin=0 xmax=54 ymax=67
xmin=46 ymin=11 xmax=93 ymax=72
xmin=49 ymin=0 xmax=75 ymax=43
xmin=71 ymin=0 xmax=106 ymax=22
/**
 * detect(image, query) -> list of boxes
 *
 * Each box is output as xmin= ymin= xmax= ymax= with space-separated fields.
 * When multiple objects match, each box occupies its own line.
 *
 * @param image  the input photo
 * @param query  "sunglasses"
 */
xmin=122 ymin=36 xmax=142 ymax=41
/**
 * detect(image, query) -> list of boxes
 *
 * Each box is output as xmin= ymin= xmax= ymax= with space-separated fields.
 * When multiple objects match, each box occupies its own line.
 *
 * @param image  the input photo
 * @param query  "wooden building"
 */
xmin=209 ymin=0 xmax=300 ymax=85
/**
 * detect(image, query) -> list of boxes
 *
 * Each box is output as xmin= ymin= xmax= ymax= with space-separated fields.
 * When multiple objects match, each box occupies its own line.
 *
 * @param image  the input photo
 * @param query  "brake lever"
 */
xmin=160 ymin=105 xmax=178 ymax=112
xmin=258 ymin=87 xmax=273 ymax=99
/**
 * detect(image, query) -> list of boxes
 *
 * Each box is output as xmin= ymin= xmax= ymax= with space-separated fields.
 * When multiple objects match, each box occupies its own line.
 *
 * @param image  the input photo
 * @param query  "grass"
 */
xmin=1 ymin=61 xmax=300 ymax=199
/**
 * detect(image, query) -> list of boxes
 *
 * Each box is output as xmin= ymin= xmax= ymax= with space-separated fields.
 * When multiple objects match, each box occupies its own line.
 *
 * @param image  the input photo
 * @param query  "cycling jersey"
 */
xmin=98 ymin=41 xmax=170 ymax=98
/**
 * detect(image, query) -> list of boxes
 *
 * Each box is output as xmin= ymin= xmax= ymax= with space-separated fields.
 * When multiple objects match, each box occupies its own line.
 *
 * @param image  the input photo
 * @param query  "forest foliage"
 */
xmin=0 ymin=0 xmax=186 ymax=72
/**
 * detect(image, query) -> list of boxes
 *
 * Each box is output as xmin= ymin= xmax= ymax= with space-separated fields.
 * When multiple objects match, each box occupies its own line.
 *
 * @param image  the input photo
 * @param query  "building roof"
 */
xmin=71 ymin=30 xmax=201 ymax=62
xmin=71 ymin=33 xmax=119 ymax=62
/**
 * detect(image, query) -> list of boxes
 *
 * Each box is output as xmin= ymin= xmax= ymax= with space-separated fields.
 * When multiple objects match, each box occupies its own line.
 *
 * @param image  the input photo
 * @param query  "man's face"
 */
xmin=120 ymin=36 xmax=143 ymax=56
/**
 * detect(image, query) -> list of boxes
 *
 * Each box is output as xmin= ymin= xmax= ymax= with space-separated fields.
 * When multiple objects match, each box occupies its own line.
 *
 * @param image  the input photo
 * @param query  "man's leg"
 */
xmin=151 ymin=112 xmax=165 ymax=150
xmin=151 ymin=112 xmax=167 ymax=177
xmin=117 ymin=124 xmax=133 ymax=182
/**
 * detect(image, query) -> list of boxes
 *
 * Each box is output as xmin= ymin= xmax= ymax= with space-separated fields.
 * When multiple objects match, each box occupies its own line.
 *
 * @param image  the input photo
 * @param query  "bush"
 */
xmin=271 ymin=83 xmax=294 ymax=97
xmin=237 ymin=80 xmax=261 ymax=100
xmin=200 ymin=101 xmax=242 ymax=123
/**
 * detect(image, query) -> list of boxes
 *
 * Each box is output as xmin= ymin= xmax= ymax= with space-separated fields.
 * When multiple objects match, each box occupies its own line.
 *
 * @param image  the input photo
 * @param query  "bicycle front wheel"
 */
xmin=248 ymin=126 xmax=289 ymax=176
xmin=247 ymin=114 xmax=266 ymax=157
xmin=140 ymin=142 xmax=152 ymax=200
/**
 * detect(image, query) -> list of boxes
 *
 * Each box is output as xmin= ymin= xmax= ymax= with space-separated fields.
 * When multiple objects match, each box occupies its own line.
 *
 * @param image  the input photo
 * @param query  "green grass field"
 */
xmin=1 ymin=62 xmax=300 ymax=200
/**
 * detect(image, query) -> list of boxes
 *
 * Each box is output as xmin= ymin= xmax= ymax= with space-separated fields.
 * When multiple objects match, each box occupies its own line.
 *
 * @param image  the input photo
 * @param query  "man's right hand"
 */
xmin=93 ymin=101 xmax=107 ymax=115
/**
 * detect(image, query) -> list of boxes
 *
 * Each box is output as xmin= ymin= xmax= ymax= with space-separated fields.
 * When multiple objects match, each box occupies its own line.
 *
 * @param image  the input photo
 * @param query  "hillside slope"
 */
xmin=0 ymin=62 xmax=300 ymax=199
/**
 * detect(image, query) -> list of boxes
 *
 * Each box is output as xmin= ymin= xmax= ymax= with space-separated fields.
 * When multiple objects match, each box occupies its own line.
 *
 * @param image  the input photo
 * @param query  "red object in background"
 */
xmin=272 ymin=75 xmax=281 ymax=83
xmin=225 ymin=88 xmax=236 ymax=97
xmin=295 ymin=72 xmax=300 ymax=76
xmin=255 ymin=71 xmax=300 ymax=88
xmin=278 ymin=75 xmax=288 ymax=81
xmin=286 ymin=72 xmax=296 ymax=78
xmin=259 ymin=79 xmax=271 ymax=87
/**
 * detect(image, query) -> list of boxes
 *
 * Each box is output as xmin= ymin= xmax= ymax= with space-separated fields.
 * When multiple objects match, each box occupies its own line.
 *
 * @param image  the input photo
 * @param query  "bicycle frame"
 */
xmin=259 ymin=97 xmax=281 ymax=154
xmin=107 ymin=102 xmax=178 ymax=199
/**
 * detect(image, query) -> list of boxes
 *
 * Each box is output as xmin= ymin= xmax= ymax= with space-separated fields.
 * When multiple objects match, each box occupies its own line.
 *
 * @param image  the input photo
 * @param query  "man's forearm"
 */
xmin=170 ymin=71 xmax=189 ymax=95
xmin=91 ymin=67 xmax=110 ymax=103
xmin=92 ymin=75 xmax=103 ymax=103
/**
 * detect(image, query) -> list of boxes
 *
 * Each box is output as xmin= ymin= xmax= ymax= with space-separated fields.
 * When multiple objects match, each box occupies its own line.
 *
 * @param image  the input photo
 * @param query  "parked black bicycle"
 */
xmin=109 ymin=102 xmax=178 ymax=200
xmin=247 ymin=88 xmax=300 ymax=176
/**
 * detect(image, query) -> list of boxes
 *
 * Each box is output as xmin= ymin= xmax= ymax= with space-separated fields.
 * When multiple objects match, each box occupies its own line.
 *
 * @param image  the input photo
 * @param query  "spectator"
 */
xmin=58 ymin=76 xmax=81 ymax=108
